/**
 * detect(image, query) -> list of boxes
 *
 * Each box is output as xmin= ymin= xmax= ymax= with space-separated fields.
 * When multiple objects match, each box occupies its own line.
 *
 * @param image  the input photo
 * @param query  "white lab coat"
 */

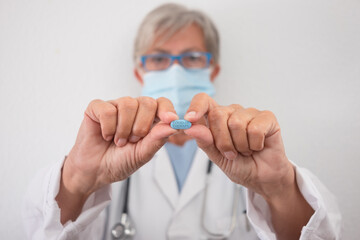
xmin=23 ymin=147 xmax=342 ymax=240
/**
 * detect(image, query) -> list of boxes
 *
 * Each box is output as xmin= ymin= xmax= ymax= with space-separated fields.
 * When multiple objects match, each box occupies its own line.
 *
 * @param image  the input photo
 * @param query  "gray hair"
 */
xmin=133 ymin=3 xmax=220 ymax=65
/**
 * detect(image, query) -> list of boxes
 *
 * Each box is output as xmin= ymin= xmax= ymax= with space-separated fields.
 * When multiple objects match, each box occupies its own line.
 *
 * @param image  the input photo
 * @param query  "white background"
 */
xmin=0 ymin=0 xmax=359 ymax=239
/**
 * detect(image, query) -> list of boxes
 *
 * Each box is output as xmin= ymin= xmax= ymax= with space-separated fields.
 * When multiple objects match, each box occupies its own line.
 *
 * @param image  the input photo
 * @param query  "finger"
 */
xmin=247 ymin=110 xmax=279 ymax=151
xmin=156 ymin=97 xmax=178 ymax=123
xmin=111 ymin=97 xmax=138 ymax=147
xmin=130 ymin=96 xmax=157 ymax=142
xmin=208 ymin=107 xmax=238 ymax=160
xmin=184 ymin=93 xmax=217 ymax=122
xmin=184 ymin=124 xmax=223 ymax=162
xmin=139 ymin=123 xmax=178 ymax=162
xmin=228 ymin=109 xmax=257 ymax=156
xmin=228 ymin=104 xmax=244 ymax=111
xmin=85 ymin=99 xmax=117 ymax=141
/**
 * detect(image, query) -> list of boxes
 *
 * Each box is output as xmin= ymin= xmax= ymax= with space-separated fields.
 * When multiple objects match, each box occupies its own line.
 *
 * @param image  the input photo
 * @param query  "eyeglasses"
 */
xmin=140 ymin=52 xmax=212 ymax=71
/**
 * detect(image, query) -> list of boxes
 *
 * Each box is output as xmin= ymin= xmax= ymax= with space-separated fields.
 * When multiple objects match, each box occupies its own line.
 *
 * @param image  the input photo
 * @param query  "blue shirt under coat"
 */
xmin=164 ymin=139 xmax=198 ymax=192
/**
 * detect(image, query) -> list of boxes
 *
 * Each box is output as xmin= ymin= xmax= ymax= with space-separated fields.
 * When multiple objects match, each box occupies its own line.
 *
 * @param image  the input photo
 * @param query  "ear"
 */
xmin=210 ymin=64 xmax=220 ymax=82
xmin=134 ymin=68 xmax=144 ymax=85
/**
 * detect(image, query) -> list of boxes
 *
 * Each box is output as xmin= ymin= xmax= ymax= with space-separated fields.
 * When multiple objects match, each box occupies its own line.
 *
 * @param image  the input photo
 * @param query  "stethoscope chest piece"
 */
xmin=111 ymin=223 xmax=125 ymax=239
xmin=111 ymin=213 xmax=135 ymax=240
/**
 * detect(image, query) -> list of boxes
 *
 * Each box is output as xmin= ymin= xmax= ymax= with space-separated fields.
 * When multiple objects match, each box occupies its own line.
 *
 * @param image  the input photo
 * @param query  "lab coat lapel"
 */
xmin=174 ymin=148 xmax=208 ymax=215
xmin=153 ymin=147 xmax=179 ymax=209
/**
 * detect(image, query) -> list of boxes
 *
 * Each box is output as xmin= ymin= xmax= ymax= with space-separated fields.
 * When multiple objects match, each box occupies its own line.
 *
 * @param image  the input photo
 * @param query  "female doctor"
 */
xmin=23 ymin=3 xmax=341 ymax=240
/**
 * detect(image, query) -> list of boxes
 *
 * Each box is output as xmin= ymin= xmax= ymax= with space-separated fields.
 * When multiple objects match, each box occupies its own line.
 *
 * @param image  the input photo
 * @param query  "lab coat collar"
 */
xmin=153 ymin=146 xmax=209 ymax=214
xmin=153 ymin=147 xmax=179 ymax=209
xmin=175 ymin=147 xmax=208 ymax=215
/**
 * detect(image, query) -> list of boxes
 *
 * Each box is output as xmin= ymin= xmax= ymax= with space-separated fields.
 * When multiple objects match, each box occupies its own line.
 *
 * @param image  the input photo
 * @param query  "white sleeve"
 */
xmin=245 ymin=163 xmax=342 ymax=240
xmin=22 ymin=158 xmax=112 ymax=240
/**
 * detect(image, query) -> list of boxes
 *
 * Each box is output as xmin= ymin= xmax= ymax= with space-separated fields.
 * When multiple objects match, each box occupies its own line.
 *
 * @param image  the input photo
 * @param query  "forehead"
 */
xmin=146 ymin=24 xmax=207 ymax=54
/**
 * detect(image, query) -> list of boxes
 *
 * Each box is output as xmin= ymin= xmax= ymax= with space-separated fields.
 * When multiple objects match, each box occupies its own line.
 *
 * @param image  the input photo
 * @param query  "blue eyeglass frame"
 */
xmin=140 ymin=52 xmax=212 ymax=71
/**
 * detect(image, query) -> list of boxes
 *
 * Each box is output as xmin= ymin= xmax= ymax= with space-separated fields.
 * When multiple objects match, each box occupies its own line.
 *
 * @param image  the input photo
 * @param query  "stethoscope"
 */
xmin=111 ymin=160 xmax=248 ymax=240
xmin=111 ymin=177 xmax=136 ymax=239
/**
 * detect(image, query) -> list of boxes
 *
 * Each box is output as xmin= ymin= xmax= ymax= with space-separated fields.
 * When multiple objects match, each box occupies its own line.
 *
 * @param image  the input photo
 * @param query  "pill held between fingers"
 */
xmin=170 ymin=119 xmax=192 ymax=129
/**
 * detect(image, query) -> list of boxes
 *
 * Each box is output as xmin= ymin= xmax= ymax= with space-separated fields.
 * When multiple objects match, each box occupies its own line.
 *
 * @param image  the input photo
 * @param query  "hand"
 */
xmin=183 ymin=93 xmax=294 ymax=200
xmin=63 ymin=97 xmax=178 ymax=197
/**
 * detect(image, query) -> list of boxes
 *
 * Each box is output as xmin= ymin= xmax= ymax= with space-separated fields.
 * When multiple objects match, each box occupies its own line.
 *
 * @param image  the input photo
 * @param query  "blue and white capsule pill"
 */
xmin=170 ymin=119 xmax=192 ymax=129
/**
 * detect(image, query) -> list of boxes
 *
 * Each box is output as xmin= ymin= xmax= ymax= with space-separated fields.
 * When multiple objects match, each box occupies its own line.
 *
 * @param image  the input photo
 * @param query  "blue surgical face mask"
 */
xmin=141 ymin=65 xmax=215 ymax=118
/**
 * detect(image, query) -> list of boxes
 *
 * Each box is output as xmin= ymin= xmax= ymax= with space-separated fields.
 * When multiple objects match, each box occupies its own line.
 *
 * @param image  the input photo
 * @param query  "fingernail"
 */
xmin=117 ymin=138 xmax=127 ymax=147
xmin=105 ymin=136 xmax=113 ymax=141
xmin=129 ymin=135 xmax=140 ymax=143
xmin=224 ymin=151 xmax=237 ymax=160
xmin=185 ymin=111 xmax=196 ymax=119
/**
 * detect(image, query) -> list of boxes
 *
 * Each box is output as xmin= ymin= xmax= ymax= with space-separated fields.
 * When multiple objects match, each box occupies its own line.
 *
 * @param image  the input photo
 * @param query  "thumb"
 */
xmin=184 ymin=124 xmax=223 ymax=164
xmin=139 ymin=122 xmax=178 ymax=160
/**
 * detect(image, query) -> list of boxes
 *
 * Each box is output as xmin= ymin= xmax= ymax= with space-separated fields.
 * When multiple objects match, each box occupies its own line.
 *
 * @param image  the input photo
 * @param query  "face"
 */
xmin=134 ymin=23 xmax=220 ymax=84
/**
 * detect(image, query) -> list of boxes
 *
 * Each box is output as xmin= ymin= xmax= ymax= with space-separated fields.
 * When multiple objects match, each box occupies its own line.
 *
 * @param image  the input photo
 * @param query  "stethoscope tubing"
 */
xmin=111 ymin=159 xmax=245 ymax=240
